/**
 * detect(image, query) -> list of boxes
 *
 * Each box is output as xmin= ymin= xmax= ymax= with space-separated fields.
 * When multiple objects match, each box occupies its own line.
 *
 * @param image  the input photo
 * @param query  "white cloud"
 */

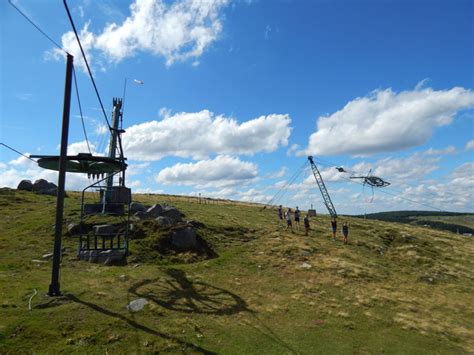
xmin=47 ymin=22 xmax=98 ymax=72
xmin=95 ymin=124 xmax=109 ymax=135
xmin=65 ymin=141 xmax=97 ymax=155
xmin=371 ymin=154 xmax=440 ymax=183
xmin=465 ymin=139 xmax=474 ymax=151
xmin=423 ymin=146 xmax=456 ymax=155
xmin=286 ymin=143 xmax=300 ymax=156
xmin=303 ymin=86 xmax=474 ymax=156
xmin=123 ymin=110 xmax=291 ymax=161
xmin=49 ymin=0 xmax=230 ymax=70
xmin=156 ymin=155 xmax=258 ymax=188
xmin=268 ymin=166 xmax=287 ymax=179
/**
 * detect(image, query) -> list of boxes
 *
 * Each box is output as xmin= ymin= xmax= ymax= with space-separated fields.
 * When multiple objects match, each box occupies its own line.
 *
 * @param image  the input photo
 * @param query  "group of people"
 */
xmin=278 ymin=205 xmax=349 ymax=244
xmin=278 ymin=206 xmax=310 ymax=235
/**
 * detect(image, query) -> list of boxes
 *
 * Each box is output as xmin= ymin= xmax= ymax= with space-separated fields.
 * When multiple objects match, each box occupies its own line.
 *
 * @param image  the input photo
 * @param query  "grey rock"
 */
xmin=93 ymin=224 xmax=117 ymax=235
xmin=170 ymin=227 xmax=197 ymax=249
xmin=32 ymin=179 xmax=57 ymax=193
xmin=145 ymin=204 xmax=163 ymax=218
xmin=17 ymin=180 xmax=33 ymax=191
xmin=67 ymin=223 xmax=82 ymax=235
xmin=134 ymin=211 xmax=146 ymax=220
xmin=156 ymin=216 xmax=172 ymax=227
xmin=300 ymin=262 xmax=312 ymax=269
xmin=130 ymin=202 xmax=147 ymax=214
xmin=38 ymin=188 xmax=57 ymax=196
xmin=127 ymin=298 xmax=148 ymax=312
xmin=161 ymin=207 xmax=183 ymax=223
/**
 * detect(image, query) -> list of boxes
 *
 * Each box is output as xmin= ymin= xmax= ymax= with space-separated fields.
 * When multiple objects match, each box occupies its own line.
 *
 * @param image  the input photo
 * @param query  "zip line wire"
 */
xmin=8 ymin=0 xmax=66 ymax=53
xmin=8 ymin=0 xmax=95 ymax=157
xmin=0 ymin=143 xmax=37 ymax=163
xmin=72 ymin=66 xmax=92 ymax=155
xmin=262 ymin=160 xmax=308 ymax=209
xmin=63 ymin=0 xmax=112 ymax=132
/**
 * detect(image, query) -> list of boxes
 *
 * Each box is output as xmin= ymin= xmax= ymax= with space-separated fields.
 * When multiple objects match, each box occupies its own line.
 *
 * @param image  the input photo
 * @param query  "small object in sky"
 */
xmin=336 ymin=167 xmax=347 ymax=173
xmin=133 ymin=79 xmax=144 ymax=84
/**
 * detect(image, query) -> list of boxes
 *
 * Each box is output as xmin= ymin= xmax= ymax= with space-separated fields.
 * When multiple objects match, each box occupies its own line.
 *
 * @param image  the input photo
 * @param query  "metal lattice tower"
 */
xmin=308 ymin=156 xmax=337 ymax=218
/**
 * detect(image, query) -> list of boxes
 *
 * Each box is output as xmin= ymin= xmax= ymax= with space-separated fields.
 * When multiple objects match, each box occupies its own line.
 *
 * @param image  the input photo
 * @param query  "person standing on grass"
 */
xmin=304 ymin=214 xmax=310 ymax=236
xmin=278 ymin=205 xmax=283 ymax=226
xmin=285 ymin=208 xmax=293 ymax=232
xmin=294 ymin=206 xmax=301 ymax=230
xmin=331 ymin=218 xmax=337 ymax=241
xmin=342 ymin=222 xmax=349 ymax=245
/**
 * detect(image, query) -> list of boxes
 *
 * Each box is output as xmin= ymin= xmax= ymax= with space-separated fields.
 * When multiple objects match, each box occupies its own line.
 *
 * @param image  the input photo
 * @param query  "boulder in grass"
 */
xmin=156 ymin=216 xmax=172 ymax=227
xmin=127 ymin=298 xmax=148 ymax=312
xmin=170 ymin=226 xmax=197 ymax=250
xmin=145 ymin=204 xmax=163 ymax=218
xmin=134 ymin=211 xmax=146 ymax=220
xmin=67 ymin=223 xmax=82 ymax=236
xmin=161 ymin=206 xmax=183 ymax=224
xmin=93 ymin=224 xmax=118 ymax=236
xmin=130 ymin=202 xmax=147 ymax=214
xmin=32 ymin=179 xmax=58 ymax=196
xmin=17 ymin=180 xmax=33 ymax=191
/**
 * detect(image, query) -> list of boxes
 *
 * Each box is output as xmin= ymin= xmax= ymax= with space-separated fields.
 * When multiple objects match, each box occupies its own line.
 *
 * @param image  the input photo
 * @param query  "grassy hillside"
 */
xmin=1 ymin=188 xmax=473 ymax=354
xmin=357 ymin=210 xmax=474 ymax=234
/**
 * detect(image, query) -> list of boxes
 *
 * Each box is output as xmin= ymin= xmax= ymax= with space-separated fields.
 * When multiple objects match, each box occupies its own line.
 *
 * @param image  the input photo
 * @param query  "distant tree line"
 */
xmin=354 ymin=211 xmax=474 ymax=235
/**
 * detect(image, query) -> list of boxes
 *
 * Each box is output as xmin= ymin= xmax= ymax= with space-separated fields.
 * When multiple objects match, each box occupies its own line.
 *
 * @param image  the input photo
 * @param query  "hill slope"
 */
xmin=356 ymin=210 xmax=474 ymax=234
xmin=1 ymin=189 xmax=473 ymax=353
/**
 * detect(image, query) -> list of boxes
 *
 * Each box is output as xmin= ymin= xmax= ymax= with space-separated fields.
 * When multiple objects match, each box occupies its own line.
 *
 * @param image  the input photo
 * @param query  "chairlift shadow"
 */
xmin=128 ymin=268 xmax=249 ymax=316
xmin=128 ymin=269 xmax=298 ymax=353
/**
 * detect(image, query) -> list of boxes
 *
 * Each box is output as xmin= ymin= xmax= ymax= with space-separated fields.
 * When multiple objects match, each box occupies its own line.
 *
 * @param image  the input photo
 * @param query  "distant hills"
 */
xmin=354 ymin=210 xmax=474 ymax=235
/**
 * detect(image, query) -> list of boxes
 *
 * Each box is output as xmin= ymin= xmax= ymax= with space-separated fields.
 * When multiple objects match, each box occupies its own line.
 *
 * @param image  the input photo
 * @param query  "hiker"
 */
xmin=285 ymin=208 xmax=293 ymax=232
xmin=278 ymin=205 xmax=283 ymax=226
xmin=294 ymin=206 xmax=301 ymax=230
xmin=342 ymin=222 xmax=349 ymax=245
xmin=304 ymin=214 xmax=310 ymax=236
xmin=331 ymin=218 xmax=337 ymax=240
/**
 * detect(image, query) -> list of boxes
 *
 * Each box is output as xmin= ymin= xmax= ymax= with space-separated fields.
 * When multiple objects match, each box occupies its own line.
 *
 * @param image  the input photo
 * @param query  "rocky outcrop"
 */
xmin=28 ymin=179 xmax=58 ymax=196
xmin=17 ymin=180 xmax=33 ymax=191
xmin=170 ymin=226 xmax=197 ymax=250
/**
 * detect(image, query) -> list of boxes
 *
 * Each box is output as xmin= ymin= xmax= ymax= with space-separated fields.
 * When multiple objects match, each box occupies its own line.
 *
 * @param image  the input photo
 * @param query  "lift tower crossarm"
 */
xmin=308 ymin=156 xmax=338 ymax=219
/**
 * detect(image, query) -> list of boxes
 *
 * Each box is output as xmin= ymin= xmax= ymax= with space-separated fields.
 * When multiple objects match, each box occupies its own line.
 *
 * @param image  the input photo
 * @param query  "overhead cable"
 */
xmin=63 ymin=0 xmax=111 ymax=131
xmin=8 ymin=0 xmax=66 ymax=53
xmin=0 ymin=142 xmax=37 ymax=162
xmin=72 ymin=66 xmax=92 ymax=155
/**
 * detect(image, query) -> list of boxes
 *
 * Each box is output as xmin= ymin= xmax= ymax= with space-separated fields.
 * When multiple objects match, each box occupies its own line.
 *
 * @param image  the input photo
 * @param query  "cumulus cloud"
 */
xmin=64 ymin=141 xmax=98 ymax=155
xmin=47 ymin=22 xmax=98 ymax=72
xmin=465 ymin=139 xmax=474 ymax=151
xmin=123 ymin=110 xmax=291 ymax=160
xmin=156 ymin=155 xmax=258 ymax=188
xmin=49 ymin=0 xmax=229 ymax=70
xmin=423 ymin=146 xmax=456 ymax=155
xmin=268 ymin=166 xmax=287 ymax=179
xmin=303 ymin=86 xmax=474 ymax=156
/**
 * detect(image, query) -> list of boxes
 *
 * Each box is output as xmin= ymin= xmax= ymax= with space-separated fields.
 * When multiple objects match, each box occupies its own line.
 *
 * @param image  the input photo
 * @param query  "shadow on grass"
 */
xmin=65 ymin=293 xmax=216 ymax=354
xmin=129 ymin=268 xmax=298 ymax=353
xmin=129 ymin=269 xmax=248 ymax=316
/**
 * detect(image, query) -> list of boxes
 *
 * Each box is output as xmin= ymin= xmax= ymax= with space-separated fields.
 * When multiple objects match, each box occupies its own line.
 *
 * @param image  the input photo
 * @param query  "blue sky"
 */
xmin=1 ymin=0 xmax=473 ymax=214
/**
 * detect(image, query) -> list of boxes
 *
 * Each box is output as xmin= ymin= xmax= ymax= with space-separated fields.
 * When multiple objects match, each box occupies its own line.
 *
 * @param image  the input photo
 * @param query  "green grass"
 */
xmin=1 ymin=188 xmax=473 ymax=353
